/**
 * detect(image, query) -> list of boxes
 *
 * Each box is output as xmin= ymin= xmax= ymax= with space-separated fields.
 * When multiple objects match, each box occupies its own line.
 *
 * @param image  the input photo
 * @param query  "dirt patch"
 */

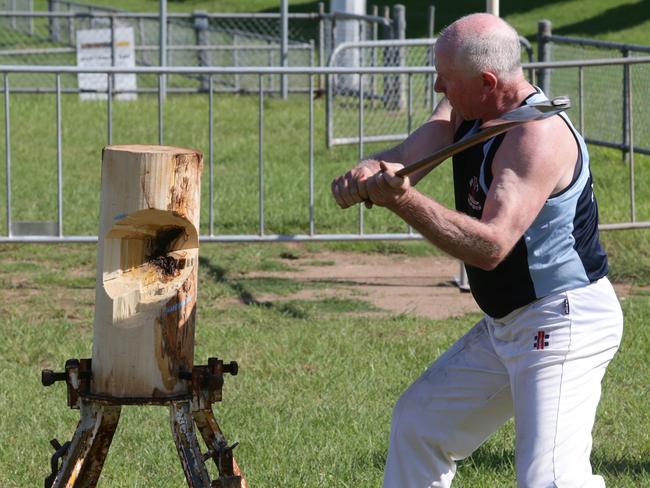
xmin=240 ymin=251 xmax=641 ymax=320
xmin=241 ymin=252 xmax=481 ymax=320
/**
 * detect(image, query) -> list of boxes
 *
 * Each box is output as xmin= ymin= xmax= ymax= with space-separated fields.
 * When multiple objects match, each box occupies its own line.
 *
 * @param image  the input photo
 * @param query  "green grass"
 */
xmin=1 ymin=88 xmax=649 ymax=285
xmin=29 ymin=0 xmax=650 ymax=45
xmin=1 ymin=1 xmax=650 ymax=487
xmin=0 ymin=243 xmax=648 ymax=487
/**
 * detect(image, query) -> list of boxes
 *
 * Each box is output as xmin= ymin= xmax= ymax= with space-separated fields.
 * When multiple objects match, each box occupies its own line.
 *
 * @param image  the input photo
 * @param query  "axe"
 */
xmin=394 ymin=96 xmax=571 ymax=178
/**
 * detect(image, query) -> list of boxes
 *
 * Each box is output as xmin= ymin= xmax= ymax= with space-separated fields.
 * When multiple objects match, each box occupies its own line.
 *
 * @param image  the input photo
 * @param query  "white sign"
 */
xmin=76 ymin=27 xmax=137 ymax=101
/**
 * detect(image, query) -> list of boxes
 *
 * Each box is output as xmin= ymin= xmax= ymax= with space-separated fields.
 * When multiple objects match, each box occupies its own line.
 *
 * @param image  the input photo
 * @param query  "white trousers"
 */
xmin=383 ymin=277 xmax=623 ymax=488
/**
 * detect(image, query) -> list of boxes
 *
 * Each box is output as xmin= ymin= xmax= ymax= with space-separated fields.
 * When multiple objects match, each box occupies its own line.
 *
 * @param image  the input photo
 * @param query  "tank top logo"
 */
xmin=468 ymin=176 xmax=482 ymax=211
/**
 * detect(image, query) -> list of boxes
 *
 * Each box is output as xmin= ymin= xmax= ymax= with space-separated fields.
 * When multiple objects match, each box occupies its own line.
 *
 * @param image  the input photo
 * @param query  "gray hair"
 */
xmin=438 ymin=15 xmax=522 ymax=79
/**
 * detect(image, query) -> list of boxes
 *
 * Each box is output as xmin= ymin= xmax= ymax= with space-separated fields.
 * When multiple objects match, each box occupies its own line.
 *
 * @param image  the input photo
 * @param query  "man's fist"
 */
xmin=364 ymin=161 xmax=411 ymax=209
xmin=331 ymin=163 xmax=376 ymax=209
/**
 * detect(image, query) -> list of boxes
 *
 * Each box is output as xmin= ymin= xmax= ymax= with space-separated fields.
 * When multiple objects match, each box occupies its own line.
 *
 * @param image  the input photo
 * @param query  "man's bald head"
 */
xmin=436 ymin=13 xmax=523 ymax=81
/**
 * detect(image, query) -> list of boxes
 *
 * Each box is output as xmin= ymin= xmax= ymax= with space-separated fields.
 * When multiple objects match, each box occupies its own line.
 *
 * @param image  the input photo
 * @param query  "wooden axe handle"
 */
xmin=395 ymin=96 xmax=571 ymax=178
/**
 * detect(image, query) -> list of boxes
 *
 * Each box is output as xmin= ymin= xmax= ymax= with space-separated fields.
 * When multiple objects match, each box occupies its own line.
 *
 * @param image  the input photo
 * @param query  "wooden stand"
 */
xmin=42 ymin=145 xmax=246 ymax=488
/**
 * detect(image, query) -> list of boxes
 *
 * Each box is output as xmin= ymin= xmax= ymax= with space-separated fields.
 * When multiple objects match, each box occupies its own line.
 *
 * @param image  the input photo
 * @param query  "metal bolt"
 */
xmin=223 ymin=361 xmax=238 ymax=376
xmin=41 ymin=369 xmax=67 ymax=387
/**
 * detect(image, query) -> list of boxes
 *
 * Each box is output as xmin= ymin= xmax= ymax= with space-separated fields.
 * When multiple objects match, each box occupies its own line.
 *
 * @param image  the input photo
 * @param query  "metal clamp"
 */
xmin=41 ymin=358 xmax=92 ymax=409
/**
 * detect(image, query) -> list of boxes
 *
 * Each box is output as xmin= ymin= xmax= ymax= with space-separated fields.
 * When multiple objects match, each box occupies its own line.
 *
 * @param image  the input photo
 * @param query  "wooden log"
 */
xmin=91 ymin=145 xmax=203 ymax=400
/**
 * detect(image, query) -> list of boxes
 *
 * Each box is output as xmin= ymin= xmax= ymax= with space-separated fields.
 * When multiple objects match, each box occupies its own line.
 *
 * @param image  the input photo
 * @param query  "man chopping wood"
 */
xmin=331 ymin=13 xmax=623 ymax=488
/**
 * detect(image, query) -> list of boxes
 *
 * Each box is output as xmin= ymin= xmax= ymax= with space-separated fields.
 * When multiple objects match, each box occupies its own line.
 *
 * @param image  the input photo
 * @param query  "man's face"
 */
xmin=433 ymin=43 xmax=484 ymax=120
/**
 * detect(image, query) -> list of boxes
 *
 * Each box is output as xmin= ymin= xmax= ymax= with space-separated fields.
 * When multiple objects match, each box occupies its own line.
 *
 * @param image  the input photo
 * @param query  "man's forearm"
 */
xmin=390 ymin=190 xmax=502 ymax=270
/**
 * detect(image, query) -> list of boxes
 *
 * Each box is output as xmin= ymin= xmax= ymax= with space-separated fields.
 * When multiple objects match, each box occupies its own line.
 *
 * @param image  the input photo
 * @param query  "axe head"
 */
xmin=480 ymin=96 xmax=571 ymax=129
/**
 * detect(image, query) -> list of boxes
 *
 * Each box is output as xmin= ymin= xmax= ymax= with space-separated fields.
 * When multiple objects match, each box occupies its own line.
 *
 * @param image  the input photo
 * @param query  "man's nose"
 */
xmin=433 ymin=77 xmax=444 ymax=93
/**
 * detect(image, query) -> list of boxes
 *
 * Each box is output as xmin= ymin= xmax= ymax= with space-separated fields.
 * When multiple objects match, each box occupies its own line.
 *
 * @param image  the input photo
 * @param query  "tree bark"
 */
xmin=91 ymin=144 xmax=203 ymax=400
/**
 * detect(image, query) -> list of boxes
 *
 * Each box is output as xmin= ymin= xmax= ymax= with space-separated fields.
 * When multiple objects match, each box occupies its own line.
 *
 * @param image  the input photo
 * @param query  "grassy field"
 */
xmin=0 ymin=242 xmax=648 ymax=487
xmin=1 ymin=1 xmax=650 ymax=487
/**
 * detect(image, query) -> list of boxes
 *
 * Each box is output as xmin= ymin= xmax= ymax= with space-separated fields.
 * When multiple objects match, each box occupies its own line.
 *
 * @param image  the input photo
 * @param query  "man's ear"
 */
xmin=481 ymin=71 xmax=498 ymax=92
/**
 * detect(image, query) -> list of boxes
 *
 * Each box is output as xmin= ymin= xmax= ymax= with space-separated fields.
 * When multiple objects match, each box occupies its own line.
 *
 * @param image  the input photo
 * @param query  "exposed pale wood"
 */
xmin=91 ymin=145 xmax=203 ymax=399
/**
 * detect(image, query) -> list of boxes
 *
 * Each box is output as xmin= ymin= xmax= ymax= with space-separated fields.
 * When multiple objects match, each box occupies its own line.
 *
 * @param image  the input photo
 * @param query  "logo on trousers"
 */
xmin=533 ymin=331 xmax=550 ymax=350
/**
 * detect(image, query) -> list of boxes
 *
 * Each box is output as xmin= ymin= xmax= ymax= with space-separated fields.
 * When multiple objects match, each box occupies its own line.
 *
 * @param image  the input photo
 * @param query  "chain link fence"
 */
xmin=0 ymin=0 xmax=33 ymax=32
xmin=327 ymin=36 xmax=534 ymax=146
xmin=538 ymin=29 xmax=650 ymax=157
xmin=0 ymin=1 xmax=410 ymax=95
xmin=327 ymin=39 xmax=437 ymax=146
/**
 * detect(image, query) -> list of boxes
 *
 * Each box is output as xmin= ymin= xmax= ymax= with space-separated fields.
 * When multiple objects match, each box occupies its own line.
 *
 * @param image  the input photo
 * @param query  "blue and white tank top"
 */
xmin=451 ymin=89 xmax=608 ymax=318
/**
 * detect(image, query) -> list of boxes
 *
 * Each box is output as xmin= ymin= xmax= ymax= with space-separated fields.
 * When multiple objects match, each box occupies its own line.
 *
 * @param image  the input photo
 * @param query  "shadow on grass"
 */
xmin=370 ymin=444 xmax=649 ymax=479
xmin=554 ymin=0 xmax=650 ymax=38
xmin=261 ymin=0 xmax=570 ymax=38
xmin=592 ymin=451 xmax=650 ymax=479
xmin=199 ymin=256 xmax=308 ymax=319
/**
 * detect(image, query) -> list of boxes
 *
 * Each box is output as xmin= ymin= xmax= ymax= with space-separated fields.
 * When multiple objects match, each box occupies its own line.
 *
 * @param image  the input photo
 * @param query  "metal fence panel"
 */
xmin=0 ymin=62 xmax=648 ymax=244
xmin=327 ymin=37 xmax=535 ymax=147
xmin=328 ymin=39 xmax=437 ymax=147
xmin=0 ymin=7 xmax=399 ymax=94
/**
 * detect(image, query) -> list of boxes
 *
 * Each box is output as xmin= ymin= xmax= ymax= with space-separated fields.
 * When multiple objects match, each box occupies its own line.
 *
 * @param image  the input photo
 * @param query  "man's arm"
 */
xmin=331 ymin=98 xmax=456 ymax=209
xmin=364 ymin=115 xmax=577 ymax=269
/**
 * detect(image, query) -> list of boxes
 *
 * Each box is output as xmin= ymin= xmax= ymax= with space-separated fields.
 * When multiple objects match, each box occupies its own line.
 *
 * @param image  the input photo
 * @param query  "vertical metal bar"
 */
xmin=29 ymin=0 xmax=35 ymax=36
xmin=309 ymin=74 xmax=315 ymax=236
xmin=258 ymin=75 xmax=265 ymax=235
xmin=110 ymin=16 xmax=115 ymax=67
xmin=139 ymin=17 xmax=145 ymax=63
xmin=209 ymin=75 xmax=214 ymax=236
xmin=537 ymin=20 xmax=551 ymax=95
xmin=280 ymin=0 xmax=289 ymax=99
xmin=428 ymin=5 xmax=436 ymax=37
xmin=407 ymin=73 xmax=413 ymax=134
xmin=358 ymin=73 xmax=364 ymax=235
xmin=318 ymin=2 xmax=325 ymax=91
xmin=578 ymin=66 xmax=584 ymax=136
xmin=56 ymin=74 xmax=63 ymax=237
xmin=431 ymin=48 xmax=437 ymax=113
xmin=107 ymin=71 xmax=113 ymax=144
xmin=159 ymin=0 xmax=167 ymax=96
xmin=158 ymin=73 xmax=164 ymax=144
xmin=232 ymin=34 xmax=240 ymax=92
xmin=407 ymin=74 xmax=414 ymax=236
xmin=267 ymin=41 xmax=273 ymax=92
xmin=4 ymin=74 xmax=11 ymax=237
xmin=427 ymin=6 xmax=435 ymax=109
xmin=370 ymin=5 xmax=378 ymax=110
xmin=67 ymin=3 xmax=73 ymax=43
xmin=622 ymin=49 xmax=629 ymax=163
xmin=12 ymin=0 xmax=18 ymax=30
xmin=326 ymin=69 xmax=333 ymax=147
xmin=625 ymin=62 xmax=636 ymax=222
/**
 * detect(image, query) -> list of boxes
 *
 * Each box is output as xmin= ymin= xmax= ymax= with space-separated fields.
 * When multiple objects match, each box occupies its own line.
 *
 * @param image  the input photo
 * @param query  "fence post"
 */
xmin=384 ymin=4 xmax=406 ymax=111
xmin=280 ymin=0 xmax=289 ymax=99
xmin=537 ymin=19 xmax=551 ymax=95
xmin=623 ymin=52 xmax=636 ymax=222
xmin=48 ymin=0 xmax=61 ymax=43
xmin=27 ymin=0 xmax=33 ymax=34
xmin=622 ymin=48 xmax=629 ymax=163
xmin=159 ymin=0 xmax=167 ymax=100
xmin=427 ymin=5 xmax=435 ymax=109
xmin=393 ymin=5 xmax=406 ymax=45
xmin=427 ymin=5 xmax=435 ymax=37
xmin=318 ymin=2 xmax=325 ymax=91
xmin=193 ymin=10 xmax=210 ymax=92
xmin=370 ymin=4 xmax=378 ymax=109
